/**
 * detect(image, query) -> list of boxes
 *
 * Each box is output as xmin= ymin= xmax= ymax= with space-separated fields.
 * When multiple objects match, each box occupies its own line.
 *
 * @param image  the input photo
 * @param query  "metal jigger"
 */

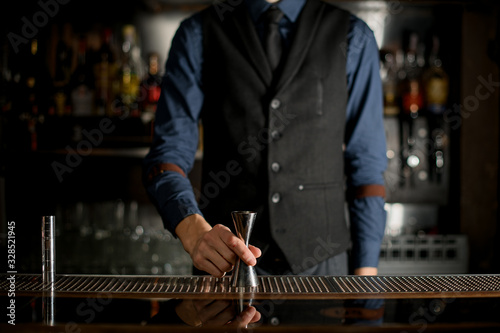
xmin=230 ymin=211 xmax=259 ymax=291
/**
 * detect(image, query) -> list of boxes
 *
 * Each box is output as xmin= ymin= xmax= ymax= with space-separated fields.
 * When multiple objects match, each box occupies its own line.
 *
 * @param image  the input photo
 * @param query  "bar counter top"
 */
xmin=1 ymin=273 xmax=500 ymax=332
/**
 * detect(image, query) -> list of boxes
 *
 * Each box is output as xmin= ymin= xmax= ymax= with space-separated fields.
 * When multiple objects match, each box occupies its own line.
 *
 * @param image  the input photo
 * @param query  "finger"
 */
xmin=231 ymin=306 xmax=257 ymax=328
xmin=192 ymin=231 xmax=233 ymax=276
xmin=218 ymin=228 xmax=257 ymax=266
xmin=205 ymin=310 xmax=234 ymax=327
xmin=204 ymin=249 xmax=234 ymax=274
xmin=251 ymin=308 xmax=261 ymax=323
xmin=209 ymin=232 xmax=239 ymax=265
xmin=193 ymin=256 xmax=225 ymax=278
xmin=208 ymin=225 xmax=240 ymax=264
xmin=192 ymin=299 xmax=214 ymax=313
xmin=249 ymin=245 xmax=262 ymax=258
xmin=201 ymin=235 xmax=236 ymax=272
xmin=202 ymin=302 xmax=234 ymax=326
xmin=198 ymin=300 xmax=232 ymax=325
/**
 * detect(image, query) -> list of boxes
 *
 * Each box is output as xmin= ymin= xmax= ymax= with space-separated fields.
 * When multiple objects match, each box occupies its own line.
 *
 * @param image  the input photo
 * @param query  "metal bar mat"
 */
xmin=2 ymin=274 xmax=500 ymax=299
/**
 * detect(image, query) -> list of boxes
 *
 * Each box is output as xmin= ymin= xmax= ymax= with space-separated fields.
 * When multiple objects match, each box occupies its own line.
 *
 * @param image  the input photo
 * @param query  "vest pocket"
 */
xmin=296 ymin=181 xmax=340 ymax=191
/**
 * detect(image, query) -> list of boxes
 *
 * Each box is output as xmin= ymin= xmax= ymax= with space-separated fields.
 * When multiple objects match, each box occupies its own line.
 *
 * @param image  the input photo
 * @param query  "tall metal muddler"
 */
xmin=230 ymin=211 xmax=259 ymax=290
xmin=42 ymin=215 xmax=56 ymax=325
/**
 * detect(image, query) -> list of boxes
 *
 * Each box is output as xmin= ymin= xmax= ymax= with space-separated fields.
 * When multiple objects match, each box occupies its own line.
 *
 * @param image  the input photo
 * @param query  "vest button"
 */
xmin=271 ymin=130 xmax=280 ymax=140
xmin=270 ymin=99 xmax=281 ymax=109
xmin=271 ymin=162 xmax=280 ymax=172
xmin=271 ymin=192 xmax=281 ymax=203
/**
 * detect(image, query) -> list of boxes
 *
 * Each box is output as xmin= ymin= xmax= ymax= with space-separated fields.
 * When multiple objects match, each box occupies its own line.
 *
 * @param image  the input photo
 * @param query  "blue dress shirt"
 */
xmin=144 ymin=0 xmax=387 ymax=269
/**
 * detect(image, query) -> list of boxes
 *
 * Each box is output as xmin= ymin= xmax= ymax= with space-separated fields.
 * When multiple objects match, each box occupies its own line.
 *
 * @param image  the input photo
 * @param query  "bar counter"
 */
xmin=1 ymin=273 xmax=500 ymax=332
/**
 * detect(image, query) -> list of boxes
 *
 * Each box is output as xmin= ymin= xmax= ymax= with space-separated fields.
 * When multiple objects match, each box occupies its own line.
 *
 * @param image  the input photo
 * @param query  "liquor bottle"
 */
xmin=115 ymin=25 xmax=144 ymax=118
xmin=399 ymin=32 xmax=425 ymax=187
xmin=94 ymin=28 xmax=117 ymax=116
xmin=24 ymin=39 xmax=56 ymax=150
xmin=52 ymin=23 xmax=74 ymax=116
xmin=70 ymin=36 xmax=95 ymax=117
xmin=380 ymin=50 xmax=400 ymax=117
xmin=423 ymin=35 xmax=449 ymax=183
xmin=140 ymin=52 xmax=162 ymax=133
xmin=424 ymin=35 xmax=449 ymax=116
xmin=22 ymin=39 xmax=53 ymax=116
xmin=401 ymin=32 xmax=424 ymax=120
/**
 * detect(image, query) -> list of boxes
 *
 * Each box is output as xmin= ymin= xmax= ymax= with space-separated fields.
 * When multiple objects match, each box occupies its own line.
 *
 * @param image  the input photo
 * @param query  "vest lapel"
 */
xmin=230 ymin=7 xmax=273 ymax=87
xmin=275 ymin=0 xmax=325 ymax=93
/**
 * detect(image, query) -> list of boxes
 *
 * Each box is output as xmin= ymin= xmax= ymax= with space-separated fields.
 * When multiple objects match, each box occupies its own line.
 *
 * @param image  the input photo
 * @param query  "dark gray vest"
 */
xmin=200 ymin=0 xmax=350 ymax=274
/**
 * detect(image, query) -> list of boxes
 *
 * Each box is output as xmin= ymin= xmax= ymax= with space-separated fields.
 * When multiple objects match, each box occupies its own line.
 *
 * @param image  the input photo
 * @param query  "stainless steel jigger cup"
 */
xmin=42 ymin=216 xmax=56 ymax=326
xmin=230 ymin=211 xmax=259 ymax=290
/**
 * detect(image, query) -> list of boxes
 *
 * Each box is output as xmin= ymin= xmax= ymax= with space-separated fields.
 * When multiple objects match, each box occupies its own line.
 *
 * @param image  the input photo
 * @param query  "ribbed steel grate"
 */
xmin=331 ymin=275 xmax=500 ymax=293
xmin=1 ymin=274 xmax=500 ymax=299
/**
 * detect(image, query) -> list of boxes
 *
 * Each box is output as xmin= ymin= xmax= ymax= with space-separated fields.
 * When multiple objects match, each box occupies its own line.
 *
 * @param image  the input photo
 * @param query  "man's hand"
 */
xmin=176 ymin=299 xmax=261 ymax=328
xmin=175 ymin=214 xmax=261 ymax=277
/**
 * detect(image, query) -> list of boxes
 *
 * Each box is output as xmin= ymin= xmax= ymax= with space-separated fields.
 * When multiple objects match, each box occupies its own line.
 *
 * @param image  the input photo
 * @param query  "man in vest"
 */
xmin=144 ymin=0 xmax=387 ymax=277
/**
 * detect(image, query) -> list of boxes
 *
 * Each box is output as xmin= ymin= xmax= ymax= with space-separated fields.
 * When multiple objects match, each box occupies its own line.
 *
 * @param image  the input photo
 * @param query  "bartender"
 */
xmin=143 ymin=0 xmax=387 ymax=277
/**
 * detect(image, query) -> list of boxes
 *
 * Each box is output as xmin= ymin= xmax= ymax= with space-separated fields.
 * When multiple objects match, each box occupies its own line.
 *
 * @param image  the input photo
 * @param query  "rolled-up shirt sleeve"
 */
xmin=143 ymin=13 xmax=205 ymax=235
xmin=344 ymin=16 xmax=388 ymax=269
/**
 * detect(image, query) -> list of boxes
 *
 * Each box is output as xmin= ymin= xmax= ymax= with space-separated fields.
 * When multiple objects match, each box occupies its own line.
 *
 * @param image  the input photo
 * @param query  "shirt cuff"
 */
xmin=146 ymin=172 xmax=202 ymax=236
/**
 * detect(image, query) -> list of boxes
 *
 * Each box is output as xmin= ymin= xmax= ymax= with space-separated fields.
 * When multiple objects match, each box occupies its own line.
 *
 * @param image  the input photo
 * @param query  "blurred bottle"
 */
xmin=423 ymin=35 xmax=449 ymax=183
xmin=140 ymin=52 xmax=162 ymax=133
xmin=115 ymin=25 xmax=144 ymax=118
xmin=424 ymin=35 xmax=449 ymax=116
xmin=53 ymin=23 xmax=74 ymax=116
xmin=401 ymin=32 xmax=424 ymax=120
xmin=17 ymin=39 xmax=53 ymax=151
xmin=140 ymin=52 xmax=161 ymax=113
xmin=94 ymin=28 xmax=117 ymax=116
xmin=70 ymin=36 xmax=95 ymax=117
xmin=398 ymin=32 xmax=425 ymax=188
xmin=380 ymin=50 xmax=400 ymax=117
xmin=22 ymin=39 xmax=53 ymax=115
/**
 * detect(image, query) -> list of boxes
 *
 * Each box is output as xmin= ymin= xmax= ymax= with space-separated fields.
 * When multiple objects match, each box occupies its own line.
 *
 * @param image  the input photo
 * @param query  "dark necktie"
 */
xmin=263 ymin=6 xmax=284 ymax=72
